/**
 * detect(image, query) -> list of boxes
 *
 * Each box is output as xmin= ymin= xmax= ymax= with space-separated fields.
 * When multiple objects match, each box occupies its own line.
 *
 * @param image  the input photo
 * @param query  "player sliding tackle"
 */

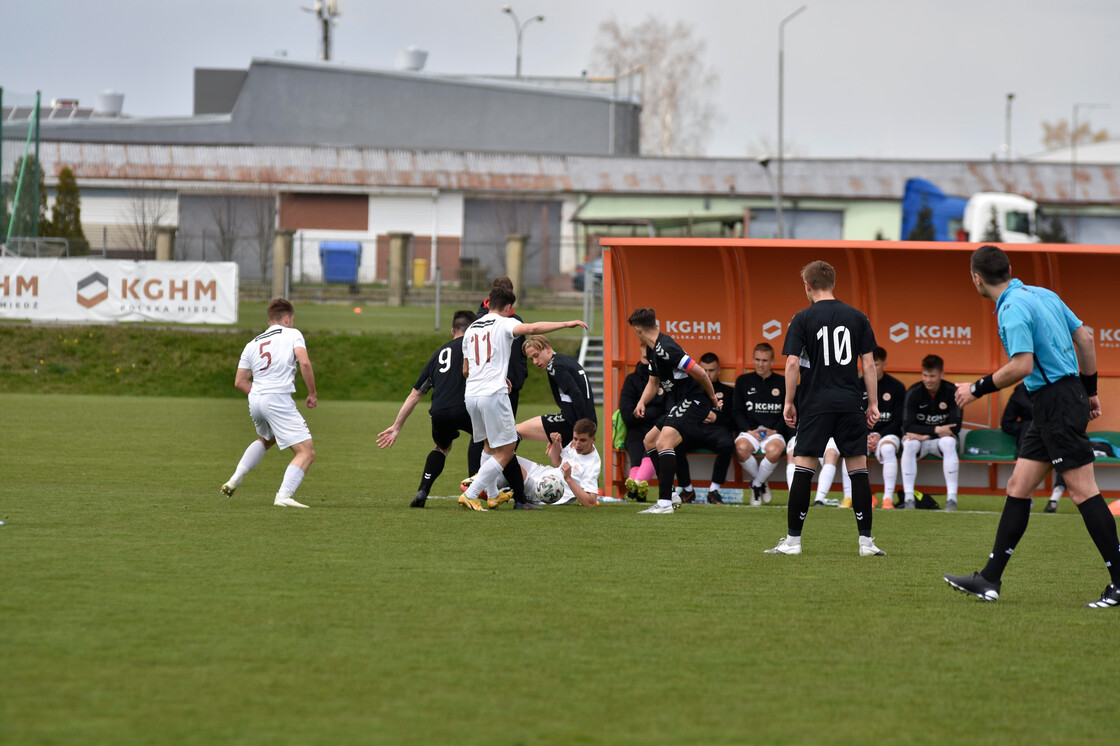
xmin=458 ymin=278 xmax=588 ymax=511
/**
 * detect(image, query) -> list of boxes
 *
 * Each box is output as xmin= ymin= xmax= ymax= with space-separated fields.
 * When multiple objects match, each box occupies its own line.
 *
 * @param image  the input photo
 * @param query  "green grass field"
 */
xmin=3 ymin=393 xmax=1118 ymax=745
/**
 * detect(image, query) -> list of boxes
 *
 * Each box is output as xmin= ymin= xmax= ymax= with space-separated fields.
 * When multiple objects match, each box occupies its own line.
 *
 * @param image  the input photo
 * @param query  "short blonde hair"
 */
xmin=523 ymin=334 xmax=552 ymax=354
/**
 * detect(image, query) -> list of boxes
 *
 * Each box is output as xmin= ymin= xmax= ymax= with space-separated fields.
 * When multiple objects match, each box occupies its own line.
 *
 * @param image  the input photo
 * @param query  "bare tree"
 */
xmin=590 ymin=16 xmax=719 ymax=156
xmin=1040 ymin=119 xmax=1110 ymax=150
xmin=246 ymin=188 xmax=278 ymax=281
xmin=208 ymin=194 xmax=241 ymax=262
xmin=123 ymin=184 xmax=172 ymax=256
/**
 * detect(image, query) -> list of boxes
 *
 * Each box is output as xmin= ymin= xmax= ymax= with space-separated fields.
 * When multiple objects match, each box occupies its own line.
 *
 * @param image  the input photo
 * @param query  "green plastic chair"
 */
xmin=961 ymin=429 xmax=1018 ymax=461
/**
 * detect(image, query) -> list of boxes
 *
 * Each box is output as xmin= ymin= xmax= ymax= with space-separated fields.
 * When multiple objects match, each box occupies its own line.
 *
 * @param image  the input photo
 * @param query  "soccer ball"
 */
xmin=534 ymin=473 xmax=565 ymax=504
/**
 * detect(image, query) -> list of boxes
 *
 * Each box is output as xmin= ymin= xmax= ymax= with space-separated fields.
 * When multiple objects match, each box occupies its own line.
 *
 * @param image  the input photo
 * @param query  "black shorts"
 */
xmin=662 ymin=397 xmax=713 ymax=434
xmin=1018 ymin=377 xmax=1094 ymax=472
xmin=541 ymin=413 xmax=574 ymax=445
xmin=431 ymin=409 xmax=473 ymax=450
xmin=794 ymin=410 xmax=867 ymax=459
xmin=679 ymin=422 xmax=736 ymax=453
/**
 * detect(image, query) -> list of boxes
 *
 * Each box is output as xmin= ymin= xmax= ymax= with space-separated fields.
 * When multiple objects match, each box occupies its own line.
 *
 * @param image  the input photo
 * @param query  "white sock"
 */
xmin=709 ymin=482 xmax=721 ymax=492
xmin=816 ymin=463 xmax=837 ymax=500
xmin=902 ymin=440 xmax=920 ymax=500
xmin=786 ymin=461 xmax=796 ymax=488
xmin=229 ymin=440 xmax=266 ymax=486
xmin=941 ymin=436 xmax=959 ymax=502
xmin=841 ymin=460 xmax=852 ymax=498
xmin=657 ymin=498 xmax=673 ymax=507
xmin=880 ymin=443 xmax=898 ymax=499
xmin=740 ymin=457 xmax=759 ymax=481
xmin=754 ymin=457 xmax=778 ymax=488
xmin=276 ymin=464 xmax=305 ymax=500
xmin=467 ymin=457 xmax=503 ymax=500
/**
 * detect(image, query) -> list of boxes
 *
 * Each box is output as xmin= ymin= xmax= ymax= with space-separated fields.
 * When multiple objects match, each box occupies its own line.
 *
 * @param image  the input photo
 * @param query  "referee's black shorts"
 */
xmin=794 ymin=410 xmax=867 ymax=459
xmin=431 ymin=409 xmax=473 ymax=450
xmin=1019 ymin=376 xmax=1095 ymax=472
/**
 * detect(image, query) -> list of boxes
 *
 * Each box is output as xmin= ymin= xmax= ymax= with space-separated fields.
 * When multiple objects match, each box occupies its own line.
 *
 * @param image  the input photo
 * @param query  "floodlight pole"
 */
xmin=502 ymin=6 xmax=545 ymax=78
xmin=1004 ymin=92 xmax=1015 ymax=162
xmin=777 ymin=5 xmax=806 ymax=239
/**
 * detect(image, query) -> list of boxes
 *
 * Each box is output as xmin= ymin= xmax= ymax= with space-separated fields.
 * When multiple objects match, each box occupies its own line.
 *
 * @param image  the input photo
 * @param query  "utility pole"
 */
xmin=301 ymin=0 xmax=341 ymax=61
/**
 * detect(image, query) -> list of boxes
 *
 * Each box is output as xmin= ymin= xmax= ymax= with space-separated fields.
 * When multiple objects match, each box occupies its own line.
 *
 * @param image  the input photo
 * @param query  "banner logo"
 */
xmin=763 ymin=319 xmax=782 ymax=340
xmin=889 ymin=322 xmax=909 ymax=343
xmin=664 ymin=319 xmax=721 ymax=341
xmin=77 ymin=272 xmax=109 ymax=308
xmin=889 ymin=321 xmax=972 ymax=345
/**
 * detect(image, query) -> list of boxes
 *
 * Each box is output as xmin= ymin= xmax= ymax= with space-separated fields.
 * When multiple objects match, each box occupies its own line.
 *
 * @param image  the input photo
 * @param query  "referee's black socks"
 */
xmin=1077 ymin=494 xmax=1120 ymax=586
xmin=981 ymin=496 xmax=1032 ymax=583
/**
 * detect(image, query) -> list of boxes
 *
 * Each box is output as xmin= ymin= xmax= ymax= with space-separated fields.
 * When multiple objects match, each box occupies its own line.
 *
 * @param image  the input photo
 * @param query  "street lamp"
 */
xmin=501 ymin=6 xmax=545 ymax=79
xmin=1071 ymin=101 xmax=1108 ymax=242
xmin=777 ymin=5 xmax=807 ymax=239
xmin=757 ymin=156 xmax=781 ymax=238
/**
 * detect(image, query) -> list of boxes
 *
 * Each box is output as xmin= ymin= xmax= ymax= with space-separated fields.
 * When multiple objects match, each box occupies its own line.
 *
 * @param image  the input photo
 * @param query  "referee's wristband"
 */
xmin=970 ymin=375 xmax=999 ymax=398
xmin=1081 ymin=372 xmax=1098 ymax=397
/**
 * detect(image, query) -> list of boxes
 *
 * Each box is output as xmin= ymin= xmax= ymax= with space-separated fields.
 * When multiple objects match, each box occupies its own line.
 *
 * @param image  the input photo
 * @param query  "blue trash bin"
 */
xmin=319 ymin=242 xmax=362 ymax=285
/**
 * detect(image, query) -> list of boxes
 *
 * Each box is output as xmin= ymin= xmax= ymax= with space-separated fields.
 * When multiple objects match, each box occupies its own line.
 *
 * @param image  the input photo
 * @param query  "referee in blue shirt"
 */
xmin=945 ymin=245 xmax=1120 ymax=608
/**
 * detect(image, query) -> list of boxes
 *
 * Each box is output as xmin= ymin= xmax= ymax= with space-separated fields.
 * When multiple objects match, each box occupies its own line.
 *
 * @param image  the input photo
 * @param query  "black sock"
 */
xmin=848 ymin=468 xmax=873 ymax=537
xmin=502 ymin=459 xmax=527 ymax=504
xmin=676 ymin=452 xmax=692 ymax=492
xmin=658 ymin=449 xmax=677 ymax=502
xmin=419 ymin=449 xmax=445 ymax=493
xmin=1076 ymin=494 xmax=1120 ymax=586
xmin=981 ymin=496 xmax=1032 ymax=583
xmin=788 ymin=466 xmax=814 ymax=537
xmin=467 ymin=439 xmax=484 ymax=477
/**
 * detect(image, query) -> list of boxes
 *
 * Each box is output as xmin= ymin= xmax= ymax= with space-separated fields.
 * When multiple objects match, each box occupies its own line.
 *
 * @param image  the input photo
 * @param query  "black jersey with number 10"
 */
xmin=782 ymin=299 xmax=876 ymax=415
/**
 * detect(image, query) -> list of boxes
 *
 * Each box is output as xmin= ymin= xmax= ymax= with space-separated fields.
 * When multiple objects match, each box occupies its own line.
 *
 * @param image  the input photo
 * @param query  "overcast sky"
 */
xmin=3 ymin=0 xmax=1117 ymax=160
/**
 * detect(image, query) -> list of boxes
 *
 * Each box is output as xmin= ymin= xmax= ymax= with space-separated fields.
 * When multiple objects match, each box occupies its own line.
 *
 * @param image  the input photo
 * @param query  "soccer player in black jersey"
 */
xmin=378 ymin=310 xmax=478 ymax=508
xmin=733 ymin=342 xmax=788 ymax=506
xmin=768 ymin=261 xmax=883 ymax=556
xmin=674 ymin=352 xmax=736 ymax=505
xmin=516 ymin=335 xmax=597 ymax=446
xmin=626 ymin=307 xmax=719 ymax=515
xmin=901 ymin=354 xmax=962 ymax=510
xmin=865 ymin=346 xmax=907 ymax=509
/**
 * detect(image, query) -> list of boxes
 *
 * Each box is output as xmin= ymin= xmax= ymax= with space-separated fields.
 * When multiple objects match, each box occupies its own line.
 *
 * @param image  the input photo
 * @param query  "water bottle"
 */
xmin=759 ymin=428 xmax=767 ymax=439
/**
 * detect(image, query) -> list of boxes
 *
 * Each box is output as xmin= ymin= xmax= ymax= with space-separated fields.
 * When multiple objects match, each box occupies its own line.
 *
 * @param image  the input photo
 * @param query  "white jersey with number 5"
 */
xmin=463 ymin=313 xmax=520 ymax=396
xmin=238 ymin=325 xmax=307 ymax=394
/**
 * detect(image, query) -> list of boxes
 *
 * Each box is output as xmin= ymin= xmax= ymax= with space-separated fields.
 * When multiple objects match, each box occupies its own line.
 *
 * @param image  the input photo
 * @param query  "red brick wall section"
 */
xmin=279 ymin=194 xmax=369 ymax=231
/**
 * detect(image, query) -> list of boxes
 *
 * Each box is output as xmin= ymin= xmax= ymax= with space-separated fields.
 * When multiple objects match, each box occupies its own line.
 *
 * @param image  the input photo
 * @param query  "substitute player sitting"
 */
xmin=377 ymin=310 xmax=478 ymax=508
xmin=733 ymin=342 xmax=787 ymax=506
xmin=516 ymin=334 xmax=597 ymax=446
xmin=866 ymin=346 xmax=906 ymax=509
xmin=221 ymin=298 xmax=317 ymax=509
xmin=901 ymin=354 xmax=962 ymax=510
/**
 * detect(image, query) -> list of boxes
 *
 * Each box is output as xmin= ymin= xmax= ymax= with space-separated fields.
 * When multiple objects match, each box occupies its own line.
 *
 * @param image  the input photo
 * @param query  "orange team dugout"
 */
xmin=600 ymin=238 xmax=1120 ymax=500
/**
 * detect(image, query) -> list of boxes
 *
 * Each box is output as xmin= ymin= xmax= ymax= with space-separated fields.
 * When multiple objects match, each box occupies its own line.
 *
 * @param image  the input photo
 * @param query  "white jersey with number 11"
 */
xmin=463 ymin=313 xmax=520 ymax=396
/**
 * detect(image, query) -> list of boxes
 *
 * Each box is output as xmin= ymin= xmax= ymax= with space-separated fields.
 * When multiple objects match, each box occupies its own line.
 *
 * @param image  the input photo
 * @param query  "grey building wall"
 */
xmin=194 ymin=69 xmax=248 ymax=115
xmin=177 ymin=194 xmax=275 ymax=281
xmin=31 ymin=59 xmax=641 ymax=155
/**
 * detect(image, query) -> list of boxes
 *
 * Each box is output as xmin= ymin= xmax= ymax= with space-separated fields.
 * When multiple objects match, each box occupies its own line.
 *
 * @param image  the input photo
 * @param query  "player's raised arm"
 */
xmin=512 ymin=319 xmax=588 ymax=336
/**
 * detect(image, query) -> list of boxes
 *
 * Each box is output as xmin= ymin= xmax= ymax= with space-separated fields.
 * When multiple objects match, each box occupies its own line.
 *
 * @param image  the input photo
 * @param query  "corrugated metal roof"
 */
xmin=5 ymin=141 xmax=1120 ymax=204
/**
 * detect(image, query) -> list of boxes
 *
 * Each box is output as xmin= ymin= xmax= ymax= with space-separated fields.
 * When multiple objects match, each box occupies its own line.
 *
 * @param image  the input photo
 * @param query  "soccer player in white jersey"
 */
xmin=487 ymin=419 xmax=602 ymax=508
xmin=221 ymin=298 xmax=318 ymax=508
xmin=458 ymin=278 xmax=588 ymax=511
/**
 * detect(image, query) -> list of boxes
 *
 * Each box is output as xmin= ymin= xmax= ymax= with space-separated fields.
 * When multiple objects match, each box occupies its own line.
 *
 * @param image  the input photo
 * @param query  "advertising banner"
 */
xmin=0 ymin=258 xmax=238 ymax=324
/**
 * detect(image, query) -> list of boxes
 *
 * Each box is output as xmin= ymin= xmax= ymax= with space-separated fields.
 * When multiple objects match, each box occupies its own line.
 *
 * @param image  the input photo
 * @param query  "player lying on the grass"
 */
xmin=945 ymin=244 xmax=1120 ymax=608
xmin=377 ymin=310 xmax=479 ymax=509
xmin=221 ymin=298 xmax=317 ymax=509
xmin=515 ymin=334 xmax=597 ymax=446
xmin=470 ymin=419 xmax=602 ymax=508
xmin=458 ymin=280 xmax=589 ymax=511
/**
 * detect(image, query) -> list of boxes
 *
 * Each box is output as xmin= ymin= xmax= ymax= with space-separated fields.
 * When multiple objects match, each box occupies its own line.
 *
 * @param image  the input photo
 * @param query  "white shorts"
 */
xmin=737 ymin=431 xmax=786 ymax=453
xmin=466 ymin=392 xmax=518 ymax=448
xmin=904 ymin=437 xmax=955 ymax=459
xmin=248 ymin=393 xmax=311 ymax=450
xmin=875 ymin=434 xmax=901 ymax=462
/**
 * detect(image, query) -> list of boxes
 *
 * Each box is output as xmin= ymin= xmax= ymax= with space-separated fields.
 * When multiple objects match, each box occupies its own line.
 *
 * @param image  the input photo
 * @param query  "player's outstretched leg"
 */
xmin=222 ymin=439 xmax=268 ymax=497
xmin=412 ymin=449 xmax=447 ymax=508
